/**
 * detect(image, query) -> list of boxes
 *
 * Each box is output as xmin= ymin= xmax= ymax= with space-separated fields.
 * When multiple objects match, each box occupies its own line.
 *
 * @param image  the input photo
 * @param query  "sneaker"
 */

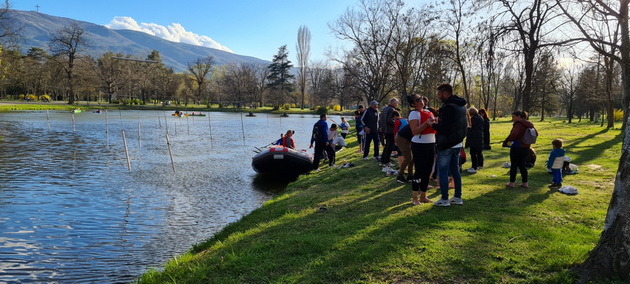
xmin=363 ymin=157 xmax=369 ymax=160
xmin=374 ymin=156 xmax=381 ymax=162
xmin=396 ymin=176 xmax=407 ymax=183
xmin=478 ymin=166 xmax=484 ymax=170
xmin=382 ymin=166 xmax=393 ymax=173
xmin=449 ymin=197 xmax=463 ymax=205
xmin=548 ymin=183 xmax=561 ymax=189
xmin=387 ymin=162 xmax=396 ymax=167
xmin=434 ymin=199 xmax=451 ymax=207
xmin=466 ymin=168 xmax=477 ymax=173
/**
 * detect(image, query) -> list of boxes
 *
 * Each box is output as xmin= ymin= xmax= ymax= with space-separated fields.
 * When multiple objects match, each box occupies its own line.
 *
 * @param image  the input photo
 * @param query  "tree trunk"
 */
xmin=572 ymin=2 xmax=630 ymax=282
xmin=522 ymin=49 xmax=535 ymax=112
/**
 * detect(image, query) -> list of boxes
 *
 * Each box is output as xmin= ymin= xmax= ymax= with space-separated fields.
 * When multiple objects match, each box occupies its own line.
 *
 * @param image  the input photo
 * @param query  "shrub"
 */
xmin=283 ymin=103 xmax=291 ymax=110
xmin=291 ymin=103 xmax=297 ymax=108
xmin=18 ymin=94 xmax=25 ymax=100
xmin=614 ymin=109 xmax=624 ymax=122
xmin=316 ymin=106 xmax=328 ymax=115
xmin=28 ymin=94 xmax=38 ymax=101
xmin=333 ymin=105 xmax=341 ymax=111
xmin=41 ymin=94 xmax=51 ymax=102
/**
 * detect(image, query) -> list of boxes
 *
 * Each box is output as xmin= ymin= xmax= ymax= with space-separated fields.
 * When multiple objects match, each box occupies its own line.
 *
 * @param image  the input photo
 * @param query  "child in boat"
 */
xmin=282 ymin=130 xmax=296 ymax=149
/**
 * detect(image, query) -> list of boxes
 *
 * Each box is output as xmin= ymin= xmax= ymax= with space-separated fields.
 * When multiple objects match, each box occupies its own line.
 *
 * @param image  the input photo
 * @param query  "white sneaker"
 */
xmin=449 ymin=197 xmax=463 ymax=205
xmin=382 ymin=166 xmax=393 ymax=173
xmin=363 ymin=157 xmax=369 ymax=160
xmin=466 ymin=168 xmax=477 ymax=173
xmin=387 ymin=162 xmax=396 ymax=167
xmin=434 ymin=199 xmax=451 ymax=207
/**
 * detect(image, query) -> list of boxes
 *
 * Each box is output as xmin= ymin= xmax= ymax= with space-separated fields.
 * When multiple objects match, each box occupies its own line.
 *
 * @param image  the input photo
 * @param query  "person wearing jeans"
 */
xmin=427 ymin=84 xmax=468 ymax=207
xmin=503 ymin=110 xmax=536 ymax=188
xmin=436 ymin=147 xmax=463 ymax=201
xmin=378 ymin=98 xmax=399 ymax=165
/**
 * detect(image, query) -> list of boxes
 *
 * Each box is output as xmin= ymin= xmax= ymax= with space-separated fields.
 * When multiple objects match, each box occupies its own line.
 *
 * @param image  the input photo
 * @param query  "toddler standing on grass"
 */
xmin=547 ymin=139 xmax=566 ymax=189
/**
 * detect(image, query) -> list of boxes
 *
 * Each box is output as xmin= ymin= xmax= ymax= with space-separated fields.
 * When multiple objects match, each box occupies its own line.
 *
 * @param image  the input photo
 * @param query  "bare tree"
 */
xmin=49 ymin=23 xmax=89 ymax=104
xmin=187 ymin=56 xmax=214 ymax=106
xmin=559 ymin=66 xmax=578 ymax=123
xmin=329 ymin=0 xmax=402 ymax=104
xmin=557 ymin=1 xmax=630 ymax=282
xmin=296 ymin=25 xmax=311 ymax=109
xmin=492 ymin=0 xmax=572 ymax=112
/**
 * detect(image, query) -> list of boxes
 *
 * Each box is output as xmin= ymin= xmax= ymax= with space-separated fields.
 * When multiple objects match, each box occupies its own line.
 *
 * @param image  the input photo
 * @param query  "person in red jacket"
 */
xmin=282 ymin=130 xmax=296 ymax=149
xmin=503 ymin=110 xmax=536 ymax=188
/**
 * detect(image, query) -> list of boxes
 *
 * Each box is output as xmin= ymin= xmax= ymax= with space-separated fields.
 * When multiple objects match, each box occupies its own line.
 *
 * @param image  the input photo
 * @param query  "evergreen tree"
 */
xmin=266 ymin=45 xmax=294 ymax=109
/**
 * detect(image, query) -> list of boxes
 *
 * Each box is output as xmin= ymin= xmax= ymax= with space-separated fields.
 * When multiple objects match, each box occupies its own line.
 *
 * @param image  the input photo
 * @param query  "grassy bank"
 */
xmin=139 ymin=118 xmax=622 ymax=283
xmin=0 ymin=101 xmax=354 ymax=115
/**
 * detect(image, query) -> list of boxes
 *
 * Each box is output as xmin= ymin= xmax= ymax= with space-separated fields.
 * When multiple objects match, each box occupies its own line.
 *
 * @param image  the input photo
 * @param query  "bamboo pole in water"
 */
xmin=166 ymin=133 xmax=176 ymax=173
xmin=105 ymin=109 xmax=109 ymax=146
xmin=157 ymin=114 xmax=162 ymax=128
xmin=240 ymin=112 xmax=246 ymax=146
xmin=164 ymin=112 xmax=169 ymax=135
xmin=46 ymin=109 xmax=51 ymax=131
xmin=137 ymin=111 xmax=141 ymax=147
xmin=72 ymin=114 xmax=76 ymax=132
xmin=122 ymin=130 xmax=132 ymax=171
xmin=186 ymin=114 xmax=190 ymax=135
xmin=207 ymin=113 xmax=213 ymax=148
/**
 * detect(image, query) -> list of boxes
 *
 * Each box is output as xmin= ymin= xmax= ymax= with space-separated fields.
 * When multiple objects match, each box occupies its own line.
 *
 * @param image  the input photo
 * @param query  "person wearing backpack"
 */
xmin=503 ymin=110 xmax=537 ymax=188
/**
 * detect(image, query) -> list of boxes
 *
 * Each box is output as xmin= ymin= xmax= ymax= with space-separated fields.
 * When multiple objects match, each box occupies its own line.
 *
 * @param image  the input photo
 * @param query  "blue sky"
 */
xmin=11 ymin=0 xmax=429 ymax=62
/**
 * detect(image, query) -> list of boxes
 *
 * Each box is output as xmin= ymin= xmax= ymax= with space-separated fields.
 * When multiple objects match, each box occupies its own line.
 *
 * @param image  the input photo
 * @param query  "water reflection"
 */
xmin=0 ymin=111 xmax=342 ymax=283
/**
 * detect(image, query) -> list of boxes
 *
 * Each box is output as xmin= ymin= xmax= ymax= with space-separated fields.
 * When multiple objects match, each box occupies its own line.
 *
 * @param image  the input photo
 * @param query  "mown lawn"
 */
xmin=138 ymin=117 xmax=623 ymax=283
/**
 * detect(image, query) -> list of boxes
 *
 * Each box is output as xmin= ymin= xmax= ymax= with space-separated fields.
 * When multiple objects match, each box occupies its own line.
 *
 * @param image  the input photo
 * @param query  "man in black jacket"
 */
xmin=360 ymin=100 xmax=380 ymax=160
xmin=378 ymin=98 xmax=399 ymax=166
xmin=427 ymin=83 xmax=468 ymax=207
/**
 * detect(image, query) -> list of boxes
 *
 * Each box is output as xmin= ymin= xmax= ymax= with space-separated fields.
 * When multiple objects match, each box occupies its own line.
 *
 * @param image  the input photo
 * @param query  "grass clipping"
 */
xmin=139 ymin=118 xmax=621 ymax=283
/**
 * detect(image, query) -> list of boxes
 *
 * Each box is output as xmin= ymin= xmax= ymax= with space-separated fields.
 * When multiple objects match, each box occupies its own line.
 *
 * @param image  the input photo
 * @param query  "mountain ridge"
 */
xmin=6 ymin=10 xmax=270 ymax=72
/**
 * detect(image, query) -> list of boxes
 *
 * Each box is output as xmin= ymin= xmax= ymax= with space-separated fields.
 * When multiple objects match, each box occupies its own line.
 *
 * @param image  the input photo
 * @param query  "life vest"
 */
xmin=282 ymin=137 xmax=295 ymax=149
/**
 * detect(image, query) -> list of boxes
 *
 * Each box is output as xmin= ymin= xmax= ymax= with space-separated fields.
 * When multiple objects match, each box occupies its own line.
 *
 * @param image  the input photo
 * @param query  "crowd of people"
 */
xmin=301 ymin=83 xmax=566 ymax=206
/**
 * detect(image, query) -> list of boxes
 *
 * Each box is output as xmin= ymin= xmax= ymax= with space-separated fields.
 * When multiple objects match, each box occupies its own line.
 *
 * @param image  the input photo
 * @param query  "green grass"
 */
xmin=138 ymin=118 xmax=622 ymax=283
xmin=0 ymin=100 xmax=354 ymax=115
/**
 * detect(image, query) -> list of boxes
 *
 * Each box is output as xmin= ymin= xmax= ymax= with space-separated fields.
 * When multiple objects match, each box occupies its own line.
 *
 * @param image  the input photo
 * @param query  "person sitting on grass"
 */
xmin=547 ymin=139 xmax=566 ymax=189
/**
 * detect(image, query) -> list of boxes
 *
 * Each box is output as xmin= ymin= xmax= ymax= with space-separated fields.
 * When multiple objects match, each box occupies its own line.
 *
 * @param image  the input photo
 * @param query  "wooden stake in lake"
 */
xmin=240 ymin=112 xmax=246 ymax=146
xmin=165 ymin=133 xmax=176 ymax=173
xmin=122 ymin=130 xmax=132 ymax=171
xmin=186 ymin=114 xmax=190 ymax=135
xmin=46 ymin=109 xmax=51 ymax=131
xmin=72 ymin=114 xmax=76 ymax=132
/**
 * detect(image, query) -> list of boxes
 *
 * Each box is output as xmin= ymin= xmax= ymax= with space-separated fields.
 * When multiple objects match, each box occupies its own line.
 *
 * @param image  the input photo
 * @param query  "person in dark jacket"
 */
xmin=479 ymin=108 xmax=491 ymax=150
xmin=378 ymin=98 xmax=399 ymax=166
xmin=360 ymin=101 xmax=380 ymax=160
xmin=465 ymin=107 xmax=484 ymax=173
xmin=503 ymin=110 xmax=536 ymax=188
xmin=309 ymin=113 xmax=329 ymax=170
xmin=354 ymin=106 xmax=365 ymax=153
xmin=427 ymin=83 xmax=468 ymax=207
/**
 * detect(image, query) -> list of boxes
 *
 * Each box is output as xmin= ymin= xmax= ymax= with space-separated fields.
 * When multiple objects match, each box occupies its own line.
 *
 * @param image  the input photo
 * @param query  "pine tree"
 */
xmin=266 ymin=45 xmax=294 ymax=109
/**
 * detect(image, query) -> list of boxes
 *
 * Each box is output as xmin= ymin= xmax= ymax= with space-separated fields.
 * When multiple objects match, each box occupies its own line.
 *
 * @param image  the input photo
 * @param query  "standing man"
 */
xmin=378 ymin=98 xmax=399 ymax=166
xmin=360 ymin=101 xmax=380 ymax=161
xmin=354 ymin=106 xmax=365 ymax=153
xmin=427 ymin=83 xmax=468 ymax=207
xmin=310 ymin=113 xmax=329 ymax=171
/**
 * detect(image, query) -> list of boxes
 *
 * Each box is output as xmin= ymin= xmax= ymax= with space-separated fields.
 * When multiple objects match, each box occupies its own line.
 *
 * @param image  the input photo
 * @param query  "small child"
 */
xmin=547 ymin=139 xmax=566 ymax=189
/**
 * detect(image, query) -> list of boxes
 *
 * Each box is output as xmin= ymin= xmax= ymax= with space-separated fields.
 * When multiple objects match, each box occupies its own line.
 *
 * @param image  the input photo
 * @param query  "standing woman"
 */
xmin=339 ymin=117 xmax=351 ymax=139
xmin=465 ymin=107 xmax=484 ymax=173
xmin=479 ymin=108 xmax=491 ymax=150
xmin=408 ymin=94 xmax=436 ymax=205
xmin=503 ymin=111 xmax=535 ymax=188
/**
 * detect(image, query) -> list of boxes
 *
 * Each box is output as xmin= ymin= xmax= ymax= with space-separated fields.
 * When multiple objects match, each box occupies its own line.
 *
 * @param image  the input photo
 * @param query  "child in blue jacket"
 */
xmin=547 ymin=139 xmax=566 ymax=189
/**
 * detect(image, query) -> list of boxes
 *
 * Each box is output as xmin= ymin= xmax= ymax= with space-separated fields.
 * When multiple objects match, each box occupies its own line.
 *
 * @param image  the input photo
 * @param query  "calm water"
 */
xmin=0 ymin=110 xmax=338 ymax=283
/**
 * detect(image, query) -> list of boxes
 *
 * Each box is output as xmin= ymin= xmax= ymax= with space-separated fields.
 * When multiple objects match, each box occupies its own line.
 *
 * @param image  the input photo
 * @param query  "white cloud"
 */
xmin=105 ymin=16 xmax=233 ymax=53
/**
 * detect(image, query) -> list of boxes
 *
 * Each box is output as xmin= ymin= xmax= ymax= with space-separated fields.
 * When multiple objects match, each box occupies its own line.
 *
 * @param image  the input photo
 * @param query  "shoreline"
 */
xmin=0 ymin=101 xmax=355 ymax=116
xmin=137 ymin=118 xmax=620 ymax=283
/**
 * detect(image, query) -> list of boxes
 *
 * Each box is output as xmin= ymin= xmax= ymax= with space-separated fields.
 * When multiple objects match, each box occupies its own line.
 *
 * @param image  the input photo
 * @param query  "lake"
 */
xmin=0 ymin=110 xmax=343 ymax=283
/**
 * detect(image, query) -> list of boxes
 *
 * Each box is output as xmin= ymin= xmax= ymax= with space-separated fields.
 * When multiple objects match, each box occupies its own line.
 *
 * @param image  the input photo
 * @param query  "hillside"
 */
xmin=6 ymin=10 xmax=269 ymax=72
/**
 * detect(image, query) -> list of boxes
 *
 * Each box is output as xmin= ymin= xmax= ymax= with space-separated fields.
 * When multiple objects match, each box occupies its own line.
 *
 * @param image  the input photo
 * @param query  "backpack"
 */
xmin=521 ymin=127 xmax=538 ymax=144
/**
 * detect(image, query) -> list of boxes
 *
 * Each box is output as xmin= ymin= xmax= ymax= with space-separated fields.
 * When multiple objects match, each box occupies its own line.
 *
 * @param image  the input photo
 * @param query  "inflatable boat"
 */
xmin=252 ymin=146 xmax=313 ymax=175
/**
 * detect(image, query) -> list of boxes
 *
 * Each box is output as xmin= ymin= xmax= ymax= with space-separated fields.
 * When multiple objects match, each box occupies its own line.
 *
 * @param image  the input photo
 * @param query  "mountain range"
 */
xmin=5 ymin=10 xmax=270 ymax=72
